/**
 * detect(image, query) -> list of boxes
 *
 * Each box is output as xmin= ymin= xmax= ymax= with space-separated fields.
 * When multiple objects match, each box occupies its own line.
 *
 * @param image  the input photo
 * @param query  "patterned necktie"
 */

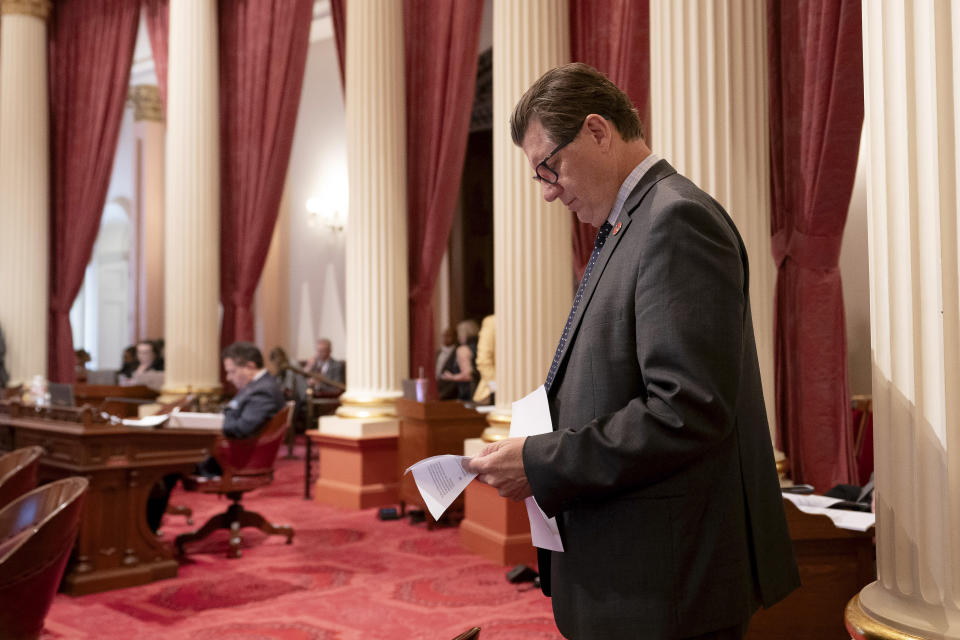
xmin=544 ymin=221 xmax=614 ymax=393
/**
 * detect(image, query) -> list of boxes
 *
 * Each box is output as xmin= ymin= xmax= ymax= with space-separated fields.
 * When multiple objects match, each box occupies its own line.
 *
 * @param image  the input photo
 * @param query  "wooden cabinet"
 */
xmin=746 ymin=500 xmax=876 ymax=639
xmin=395 ymin=399 xmax=487 ymax=520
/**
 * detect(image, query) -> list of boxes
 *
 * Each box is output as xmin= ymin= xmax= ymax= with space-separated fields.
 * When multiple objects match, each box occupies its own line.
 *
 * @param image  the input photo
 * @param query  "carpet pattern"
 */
xmin=41 ymin=440 xmax=562 ymax=639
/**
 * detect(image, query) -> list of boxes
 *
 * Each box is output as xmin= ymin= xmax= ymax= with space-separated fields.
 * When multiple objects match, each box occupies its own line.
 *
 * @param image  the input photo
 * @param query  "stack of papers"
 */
xmin=782 ymin=492 xmax=876 ymax=532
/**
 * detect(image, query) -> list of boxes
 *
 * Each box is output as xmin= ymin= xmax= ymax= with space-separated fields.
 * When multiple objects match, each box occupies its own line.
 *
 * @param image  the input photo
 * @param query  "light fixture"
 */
xmin=306 ymin=197 xmax=346 ymax=234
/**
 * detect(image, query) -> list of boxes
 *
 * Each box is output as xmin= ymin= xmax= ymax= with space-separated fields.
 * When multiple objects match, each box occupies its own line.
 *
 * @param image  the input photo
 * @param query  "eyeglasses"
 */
xmin=532 ymin=121 xmax=584 ymax=185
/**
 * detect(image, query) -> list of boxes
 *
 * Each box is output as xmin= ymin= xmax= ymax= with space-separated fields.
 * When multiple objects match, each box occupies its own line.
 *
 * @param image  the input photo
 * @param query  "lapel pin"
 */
xmin=612 ymin=221 xmax=622 ymax=236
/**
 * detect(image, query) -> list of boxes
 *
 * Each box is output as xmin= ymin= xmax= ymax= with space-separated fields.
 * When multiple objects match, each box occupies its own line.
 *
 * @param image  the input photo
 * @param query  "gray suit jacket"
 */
xmin=311 ymin=358 xmax=345 ymax=393
xmin=523 ymin=160 xmax=799 ymax=639
xmin=222 ymin=372 xmax=285 ymax=439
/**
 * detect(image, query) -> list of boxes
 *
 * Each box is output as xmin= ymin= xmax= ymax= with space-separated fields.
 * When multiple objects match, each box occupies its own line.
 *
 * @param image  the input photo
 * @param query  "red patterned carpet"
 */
xmin=42 ymin=441 xmax=562 ymax=640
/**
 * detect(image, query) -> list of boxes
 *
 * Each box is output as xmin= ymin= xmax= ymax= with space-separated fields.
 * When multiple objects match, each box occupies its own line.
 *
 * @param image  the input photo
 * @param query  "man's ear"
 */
xmin=584 ymin=113 xmax=611 ymax=149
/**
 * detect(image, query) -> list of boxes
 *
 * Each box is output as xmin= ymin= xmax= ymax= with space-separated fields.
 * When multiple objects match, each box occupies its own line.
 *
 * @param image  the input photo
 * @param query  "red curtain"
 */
xmin=570 ymin=0 xmax=649 ymax=280
xmin=142 ymin=0 xmax=168 ymax=109
xmin=218 ymin=0 xmax=313 ymax=348
xmin=330 ymin=0 xmax=346 ymax=91
xmin=48 ymin=0 xmax=140 ymax=382
xmin=767 ymin=0 xmax=862 ymax=491
xmin=404 ymin=0 xmax=484 ymax=383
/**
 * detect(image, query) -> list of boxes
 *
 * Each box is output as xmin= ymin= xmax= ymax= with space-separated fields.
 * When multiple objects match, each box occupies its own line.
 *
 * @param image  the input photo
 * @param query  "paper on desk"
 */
xmin=121 ymin=414 xmax=169 ymax=428
xmin=782 ymin=492 xmax=876 ymax=532
xmin=512 ymin=385 xmax=564 ymax=552
xmin=404 ymin=455 xmax=477 ymax=521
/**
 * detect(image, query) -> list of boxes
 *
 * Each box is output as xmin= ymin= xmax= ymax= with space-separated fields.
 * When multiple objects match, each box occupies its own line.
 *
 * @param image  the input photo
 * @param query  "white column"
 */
xmin=649 ymin=0 xmax=777 ymax=440
xmin=846 ymin=2 xmax=960 ymax=638
xmin=0 ymin=0 xmax=51 ymax=387
xmin=130 ymin=85 xmax=165 ymax=343
xmin=487 ymin=0 xmax=572 ymax=435
xmin=322 ymin=0 xmax=407 ymax=432
xmin=162 ymin=0 xmax=220 ymax=397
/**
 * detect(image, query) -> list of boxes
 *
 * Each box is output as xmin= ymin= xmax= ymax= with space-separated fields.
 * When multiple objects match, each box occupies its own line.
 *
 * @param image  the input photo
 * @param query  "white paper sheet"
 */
xmin=511 ymin=385 xmax=564 ymax=552
xmin=404 ymin=455 xmax=477 ymax=521
xmin=121 ymin=414 xmax=169 ymax=428
xmin=782 ymin=492 xmax=876 ymax=532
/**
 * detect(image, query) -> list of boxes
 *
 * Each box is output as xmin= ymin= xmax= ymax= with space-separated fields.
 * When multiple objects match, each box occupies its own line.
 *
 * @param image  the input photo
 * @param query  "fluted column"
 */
xmin=489 ymin=0 xmax=572 ymax=429
xmin=649 ymin=0 xmax=777 ymax=439
xmin=458 ymin=0 xmax=571 ymax=567
xmin=335 ymin=0 xmax=408 ymax=419
xmin=162 ymin=0 xmax=220 ymax=397
xmin=845 ymin=3 xmax=960 ymax=638
xmin=130 ymin=85 xmax=165 ymax=343
xmin=0 ymin=0 xmax=51 ymax=386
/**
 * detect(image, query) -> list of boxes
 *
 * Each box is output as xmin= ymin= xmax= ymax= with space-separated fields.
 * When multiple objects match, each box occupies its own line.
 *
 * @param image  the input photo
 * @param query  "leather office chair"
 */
xmin=0 ymin=446 xmax=44 ymax=511
xmin=176 ymin=402 xmax=295 ymax=558
xmin=0 ymin=477 xmax=88 ymax=640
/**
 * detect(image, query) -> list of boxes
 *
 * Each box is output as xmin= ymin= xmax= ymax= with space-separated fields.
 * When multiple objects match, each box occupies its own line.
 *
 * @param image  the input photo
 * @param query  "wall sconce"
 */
xmin=306 ymin=197 xmax=347 ymax=234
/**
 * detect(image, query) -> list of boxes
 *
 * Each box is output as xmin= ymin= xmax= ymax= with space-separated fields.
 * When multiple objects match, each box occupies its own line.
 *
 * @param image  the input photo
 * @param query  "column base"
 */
xmin=459 ymin=481 xmax=536 ymax=567
xmin=335 ymin=391 xmax=401 ymax=419
xmin=309 ymin=421 xmax=399 ymax=511
xmin=847 ymin=586 xmax=960 ymax=639
xmin=482 ymin=409 xmax=511 ymax=442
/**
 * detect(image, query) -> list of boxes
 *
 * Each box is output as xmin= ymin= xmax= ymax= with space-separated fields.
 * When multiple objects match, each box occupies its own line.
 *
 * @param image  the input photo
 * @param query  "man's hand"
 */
xmin=466 ymin=437 xmax=532 ymax=501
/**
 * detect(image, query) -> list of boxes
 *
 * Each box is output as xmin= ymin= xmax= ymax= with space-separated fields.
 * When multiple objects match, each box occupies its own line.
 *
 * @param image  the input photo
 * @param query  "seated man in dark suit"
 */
xmin=147 ymin=342 xmax=285 ymax=530
xmin=196 ymin=341 xmax=286 ymax=476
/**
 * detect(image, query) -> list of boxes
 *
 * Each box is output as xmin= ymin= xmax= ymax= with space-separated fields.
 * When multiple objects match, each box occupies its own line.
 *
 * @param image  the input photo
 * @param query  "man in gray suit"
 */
xmin=468 ymin=64 xmax=799 ymax=639
xmin=305 ymin=337 xmax=345 ymax=394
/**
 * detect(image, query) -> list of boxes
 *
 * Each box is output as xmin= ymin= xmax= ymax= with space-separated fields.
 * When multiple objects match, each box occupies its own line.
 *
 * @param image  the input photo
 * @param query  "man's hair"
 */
xmin=510 ymin=62 xmax=643 ymax=147
xmin=222 ymin=341 xmax=264 ymax=368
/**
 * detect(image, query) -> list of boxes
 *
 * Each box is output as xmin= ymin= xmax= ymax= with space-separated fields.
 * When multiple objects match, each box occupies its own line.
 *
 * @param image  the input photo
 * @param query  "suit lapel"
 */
xmin=550 ymin=160 xmax=677 ymax=387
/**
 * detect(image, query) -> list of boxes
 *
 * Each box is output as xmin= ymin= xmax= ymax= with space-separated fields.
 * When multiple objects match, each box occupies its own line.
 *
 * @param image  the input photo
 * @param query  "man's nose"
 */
xmin=541 ymin=180 xmax=562 ymax=202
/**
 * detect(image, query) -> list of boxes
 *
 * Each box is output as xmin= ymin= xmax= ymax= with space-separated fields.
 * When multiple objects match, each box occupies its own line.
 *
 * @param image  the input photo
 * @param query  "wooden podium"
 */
xmin=746 ymin=499 xmax=876 ymax=639
xmin=395 ymin=398 xmax=487 ymax=522
xmin=0 ymin=401 xmax=217 ymax=595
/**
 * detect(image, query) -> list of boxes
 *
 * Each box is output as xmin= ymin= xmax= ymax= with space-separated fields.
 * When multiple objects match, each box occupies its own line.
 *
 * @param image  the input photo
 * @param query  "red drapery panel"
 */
xmin=48 ymin=0 xmax=140 ymax=382
xmin=767 ymin=0 xmax=862 ymax=491
xmin=142 ymin=0 xmax=168 ymax=109
xmin=570 ymin=0 xmax=649 ymax=280
xmin=404 ymin=0 xmax=484 ymax=383
xmin=330 ymin=0 xmax=346 ymax=91
xmin=219 ymin=0 xmax=313 ymax=348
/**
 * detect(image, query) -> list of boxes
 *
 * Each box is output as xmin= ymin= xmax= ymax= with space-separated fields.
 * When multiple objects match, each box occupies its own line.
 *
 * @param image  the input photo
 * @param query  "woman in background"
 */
xmin=119 ymin=340 xmax=164 ymax=391
xmin=438 ymin=319 xmax=480 ymax=401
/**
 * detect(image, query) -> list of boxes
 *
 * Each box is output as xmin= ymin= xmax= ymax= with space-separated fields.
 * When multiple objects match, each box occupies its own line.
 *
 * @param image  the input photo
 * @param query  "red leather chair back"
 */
xmin=0 ymin=477 xmax=88 ymax=639
xmin=0 ymin=446 xmax=44 ymax=511
xmin=215 ymin=402 xmax=293 ymax=478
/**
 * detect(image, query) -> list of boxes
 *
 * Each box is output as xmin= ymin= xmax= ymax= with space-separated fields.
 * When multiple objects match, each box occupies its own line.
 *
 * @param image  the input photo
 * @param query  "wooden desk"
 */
xmin=746 ymin=500 xmax=875 ymax=639
xmin=395 ymin=399 xmax=487 ymax=522
xmin=0 ymin=402 xmax=217 ymax=595
xmin=74 ymin=383 xmax=160 ymax=418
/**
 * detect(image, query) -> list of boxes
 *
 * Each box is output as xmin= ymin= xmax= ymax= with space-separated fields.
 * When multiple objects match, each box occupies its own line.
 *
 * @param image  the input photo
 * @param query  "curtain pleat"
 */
xmin=47 ymin=0 xmax=140 ymax=382
xmin=767 ymin=0 xmax=862 ymax=491
xmin=569 ymin=0 xmax=650 ymax=281
xmin=218 ymin=0 xmax=314 ymax=349
xmin=142 ymin=0 xmax=168 ymax=110
xmin=330 ymin=0 xmax=345 ymax=91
